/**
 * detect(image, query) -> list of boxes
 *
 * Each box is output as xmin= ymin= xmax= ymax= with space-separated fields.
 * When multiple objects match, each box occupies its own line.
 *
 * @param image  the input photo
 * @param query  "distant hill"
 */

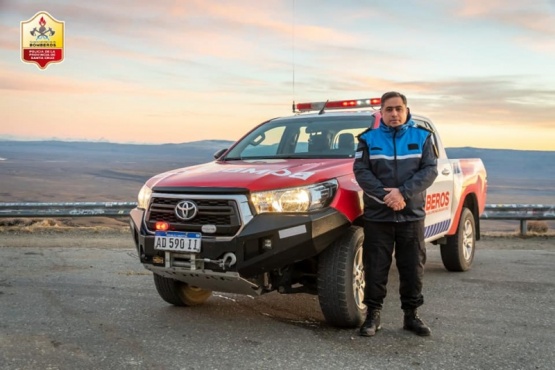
xmin=0 ymin=139 xmax=235 ymax=163
xmin=0 ymin=140 xmax=233 ymax=204
xmin=1 ymin=140 xmax=552 ymax=180
xmin=445 ymin=147 xmax=554 ymax=204
xmin=445 ymin=147 xmax=555 ymax=181
xmin=1 ymin=140 xmax=553 ymax=205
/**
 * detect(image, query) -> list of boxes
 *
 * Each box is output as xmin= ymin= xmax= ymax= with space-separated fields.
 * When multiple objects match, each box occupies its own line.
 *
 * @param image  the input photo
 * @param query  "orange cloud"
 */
xmin=455 ymin=0 xmax=555 ymax=35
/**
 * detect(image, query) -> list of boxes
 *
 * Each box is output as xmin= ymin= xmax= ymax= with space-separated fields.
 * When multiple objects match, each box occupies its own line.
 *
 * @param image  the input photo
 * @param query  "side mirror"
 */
xmin=213 ymin=148 xmax=228 ymax=159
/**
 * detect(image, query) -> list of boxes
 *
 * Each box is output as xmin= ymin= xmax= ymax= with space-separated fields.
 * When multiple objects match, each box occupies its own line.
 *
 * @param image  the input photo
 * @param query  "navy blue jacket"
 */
xmin=353 ymin=115 xmax=438 ymax=222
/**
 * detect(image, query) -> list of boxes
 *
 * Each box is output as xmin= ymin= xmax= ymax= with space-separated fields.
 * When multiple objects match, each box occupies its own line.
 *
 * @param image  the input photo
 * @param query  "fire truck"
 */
xmin=129 ymin=98 xmax=487 ymax=327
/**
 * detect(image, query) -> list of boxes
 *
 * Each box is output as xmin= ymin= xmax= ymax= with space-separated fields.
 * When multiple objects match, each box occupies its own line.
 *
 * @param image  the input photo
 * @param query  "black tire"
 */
xmin=441 ymin=207 xmax=476 ymax=272
xmin=317 ymin=226 xmax=366 ymax=328
xmin=153 ymin=273 xmax=212 ymax=306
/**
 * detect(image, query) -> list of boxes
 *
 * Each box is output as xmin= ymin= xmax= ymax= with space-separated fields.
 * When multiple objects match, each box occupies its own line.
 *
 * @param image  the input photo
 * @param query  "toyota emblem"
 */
xmin=174 ymin=200 xmax=198 ymax=221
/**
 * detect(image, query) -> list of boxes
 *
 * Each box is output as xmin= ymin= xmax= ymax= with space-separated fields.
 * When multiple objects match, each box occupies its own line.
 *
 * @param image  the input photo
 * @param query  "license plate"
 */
xmin=154 ymin=231 xmax=202 ymax=253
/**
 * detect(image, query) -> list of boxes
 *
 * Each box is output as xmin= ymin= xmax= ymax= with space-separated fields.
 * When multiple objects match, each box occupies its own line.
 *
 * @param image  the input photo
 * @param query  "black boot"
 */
xmin=359 ymin=310 xmax=381 ymax=337
xmin=403 ymin=309 xmax=431 ymax=336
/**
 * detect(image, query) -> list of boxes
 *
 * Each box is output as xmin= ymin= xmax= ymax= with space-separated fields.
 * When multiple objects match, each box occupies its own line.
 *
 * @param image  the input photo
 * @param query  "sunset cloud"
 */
xmin=0 ymin=0 xmax=553 ymax=150
xmin=455 ymin=0 xmax=555 ymax=35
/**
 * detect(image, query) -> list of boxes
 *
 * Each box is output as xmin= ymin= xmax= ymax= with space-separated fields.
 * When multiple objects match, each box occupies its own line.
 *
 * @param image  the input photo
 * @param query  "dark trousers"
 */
xmin=362 ymin=220 xmax=426 ymax=311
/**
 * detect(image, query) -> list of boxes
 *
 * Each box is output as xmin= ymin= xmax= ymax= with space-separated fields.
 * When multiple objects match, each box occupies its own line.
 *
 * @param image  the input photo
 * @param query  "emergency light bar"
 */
xmin=293 ymin=98 xmax=381 ymax=113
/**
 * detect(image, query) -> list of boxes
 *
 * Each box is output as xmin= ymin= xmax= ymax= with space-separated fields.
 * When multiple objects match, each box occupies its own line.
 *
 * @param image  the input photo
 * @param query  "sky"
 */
xmin=1 ymin=0 xmax=554 ymax=150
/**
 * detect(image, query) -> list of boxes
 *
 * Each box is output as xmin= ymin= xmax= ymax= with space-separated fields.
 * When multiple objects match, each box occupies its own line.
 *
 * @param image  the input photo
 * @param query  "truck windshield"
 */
xmin=224 ymin=116 xmax=374 ymax=160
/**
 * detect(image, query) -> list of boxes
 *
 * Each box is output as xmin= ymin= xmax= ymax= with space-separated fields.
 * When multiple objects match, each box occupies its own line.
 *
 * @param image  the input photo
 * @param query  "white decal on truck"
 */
xmin=221 ymin=167 xmax=315 ymax=180
xmin=224 ymin=168 xmax=271 ymax=175
xmin=289 ymin=172 xmax=314 ymax=180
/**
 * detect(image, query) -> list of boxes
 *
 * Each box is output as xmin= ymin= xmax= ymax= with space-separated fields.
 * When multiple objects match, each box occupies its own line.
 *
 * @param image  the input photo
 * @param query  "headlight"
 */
xmin=251 ymin=180 xmax=338 ymax=213
xmin=137 ymin=185 xmax=152 ymax=210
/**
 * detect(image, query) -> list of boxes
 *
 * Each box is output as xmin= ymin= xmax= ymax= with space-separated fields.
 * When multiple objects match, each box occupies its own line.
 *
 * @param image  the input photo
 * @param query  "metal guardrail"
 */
xmin=0 ymin=202 xmax=553 ymax=235
xmin=0 ymin=202 xmax=136 ymax=218
xmin=481 ymin=204 xmax=555 ymax=220
xmin=481 ymin=204 xmax=555 ymax=235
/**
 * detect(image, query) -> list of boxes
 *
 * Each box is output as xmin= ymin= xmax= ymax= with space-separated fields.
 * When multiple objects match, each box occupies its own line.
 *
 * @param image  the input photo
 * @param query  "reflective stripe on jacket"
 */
xmin=353 ymin=116 xmax=438 ymax=222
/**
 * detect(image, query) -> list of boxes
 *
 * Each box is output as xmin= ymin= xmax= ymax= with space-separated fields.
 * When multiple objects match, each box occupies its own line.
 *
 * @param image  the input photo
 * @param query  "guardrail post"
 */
xmin=520 ymin=220 xmax=527 ymax=236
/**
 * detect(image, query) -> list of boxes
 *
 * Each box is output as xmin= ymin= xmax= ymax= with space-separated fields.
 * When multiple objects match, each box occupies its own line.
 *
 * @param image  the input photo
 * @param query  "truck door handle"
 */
xmin=441 ymin=168 xmax=451 ymax=176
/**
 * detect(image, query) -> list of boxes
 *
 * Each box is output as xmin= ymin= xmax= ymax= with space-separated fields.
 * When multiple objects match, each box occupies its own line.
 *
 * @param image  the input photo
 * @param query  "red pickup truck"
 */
xmin=129 ymin=98 xmax=487 ymax=328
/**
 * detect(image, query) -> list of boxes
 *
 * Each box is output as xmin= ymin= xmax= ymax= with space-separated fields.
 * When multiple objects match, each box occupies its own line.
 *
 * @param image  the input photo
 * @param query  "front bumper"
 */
xmin=129 ymin=206 xmax=350 ymax=293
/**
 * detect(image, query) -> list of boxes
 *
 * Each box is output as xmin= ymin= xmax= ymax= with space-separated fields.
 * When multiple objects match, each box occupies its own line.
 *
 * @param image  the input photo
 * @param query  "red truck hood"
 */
xmin=147 ymin=159 xmax=353 ymax=192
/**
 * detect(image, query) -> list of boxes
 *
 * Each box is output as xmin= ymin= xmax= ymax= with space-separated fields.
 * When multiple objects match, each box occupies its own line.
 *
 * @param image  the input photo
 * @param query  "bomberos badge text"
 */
xmin=21 ymin=11 xmax=65 ymax=70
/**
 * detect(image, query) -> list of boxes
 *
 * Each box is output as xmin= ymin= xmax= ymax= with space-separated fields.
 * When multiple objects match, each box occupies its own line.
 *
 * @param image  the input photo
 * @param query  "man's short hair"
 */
xmin=381 ymin=91 xmax=407 ymax=107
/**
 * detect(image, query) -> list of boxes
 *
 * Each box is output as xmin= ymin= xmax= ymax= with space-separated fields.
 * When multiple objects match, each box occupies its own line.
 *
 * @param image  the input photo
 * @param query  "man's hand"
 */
xmin=384 ymin=188 xmax=406 ymax=211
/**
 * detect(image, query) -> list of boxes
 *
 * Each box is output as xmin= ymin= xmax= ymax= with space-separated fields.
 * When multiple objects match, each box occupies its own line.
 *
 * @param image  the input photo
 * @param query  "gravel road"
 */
xmin=0 ymin=229 xmax=554 ymax=370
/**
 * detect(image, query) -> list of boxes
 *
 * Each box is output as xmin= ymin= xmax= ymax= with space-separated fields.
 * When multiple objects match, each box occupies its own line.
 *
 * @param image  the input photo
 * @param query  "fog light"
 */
xmin=155 ymin=221 xmax=169 ymax=231
xmin=263 ymin=239 xmax=272 ymax=250
xmin=152 ymin=256 xmax=164 ymax=264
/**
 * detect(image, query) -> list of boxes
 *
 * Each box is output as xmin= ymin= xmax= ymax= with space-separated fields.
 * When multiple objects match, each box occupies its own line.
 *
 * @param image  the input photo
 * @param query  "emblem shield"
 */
xmin=21 ymin=12 xmax=65 ymax=69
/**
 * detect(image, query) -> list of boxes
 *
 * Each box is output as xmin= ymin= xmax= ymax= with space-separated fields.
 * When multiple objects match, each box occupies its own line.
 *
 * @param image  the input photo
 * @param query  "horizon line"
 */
xmin=0 ymin=137 xmax=553 ymax=152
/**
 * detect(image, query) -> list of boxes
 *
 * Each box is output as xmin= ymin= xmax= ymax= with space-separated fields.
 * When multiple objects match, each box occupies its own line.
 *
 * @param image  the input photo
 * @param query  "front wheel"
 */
xmin=440 ymin=207 xmax=476 ymax=271
xmin=153 ymin=273 xmax=212 ymax=306
xmin=317 ymin=226 xmax=366 ymax=328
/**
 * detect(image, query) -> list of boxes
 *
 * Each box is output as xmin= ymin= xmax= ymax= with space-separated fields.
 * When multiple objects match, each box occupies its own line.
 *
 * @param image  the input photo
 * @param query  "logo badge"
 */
xmin=21 ymin=11 xmax=65 ymax=70
xmin=175 ymin=200 xmax=198 ymax=221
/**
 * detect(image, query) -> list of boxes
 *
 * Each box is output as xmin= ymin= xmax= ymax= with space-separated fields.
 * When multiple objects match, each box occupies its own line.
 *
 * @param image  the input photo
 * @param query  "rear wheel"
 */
xmin=153 ymin=273 xmax=212 ymax=306
xmin=317 ymin=226 xmax=366 ymax=328
xmin=441 ymin=207 xmax=476 ymax=271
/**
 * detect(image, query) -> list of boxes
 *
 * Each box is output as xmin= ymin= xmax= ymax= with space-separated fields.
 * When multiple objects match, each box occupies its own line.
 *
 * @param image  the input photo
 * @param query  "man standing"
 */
xmin=353 ymin=91 xmax=438 ymax=337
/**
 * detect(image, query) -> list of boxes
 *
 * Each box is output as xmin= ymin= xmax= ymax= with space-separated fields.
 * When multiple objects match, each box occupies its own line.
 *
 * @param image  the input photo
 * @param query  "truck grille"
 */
xmin=146 ymin=197 xmax=242 ymax=236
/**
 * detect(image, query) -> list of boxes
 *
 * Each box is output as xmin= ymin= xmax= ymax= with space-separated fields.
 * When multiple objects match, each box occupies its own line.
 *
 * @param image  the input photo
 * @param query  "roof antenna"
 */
xmin=291 ymin=0 xmax=296 ymax=112
xmin=318 ymin=100 xmax=329 ymax=115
